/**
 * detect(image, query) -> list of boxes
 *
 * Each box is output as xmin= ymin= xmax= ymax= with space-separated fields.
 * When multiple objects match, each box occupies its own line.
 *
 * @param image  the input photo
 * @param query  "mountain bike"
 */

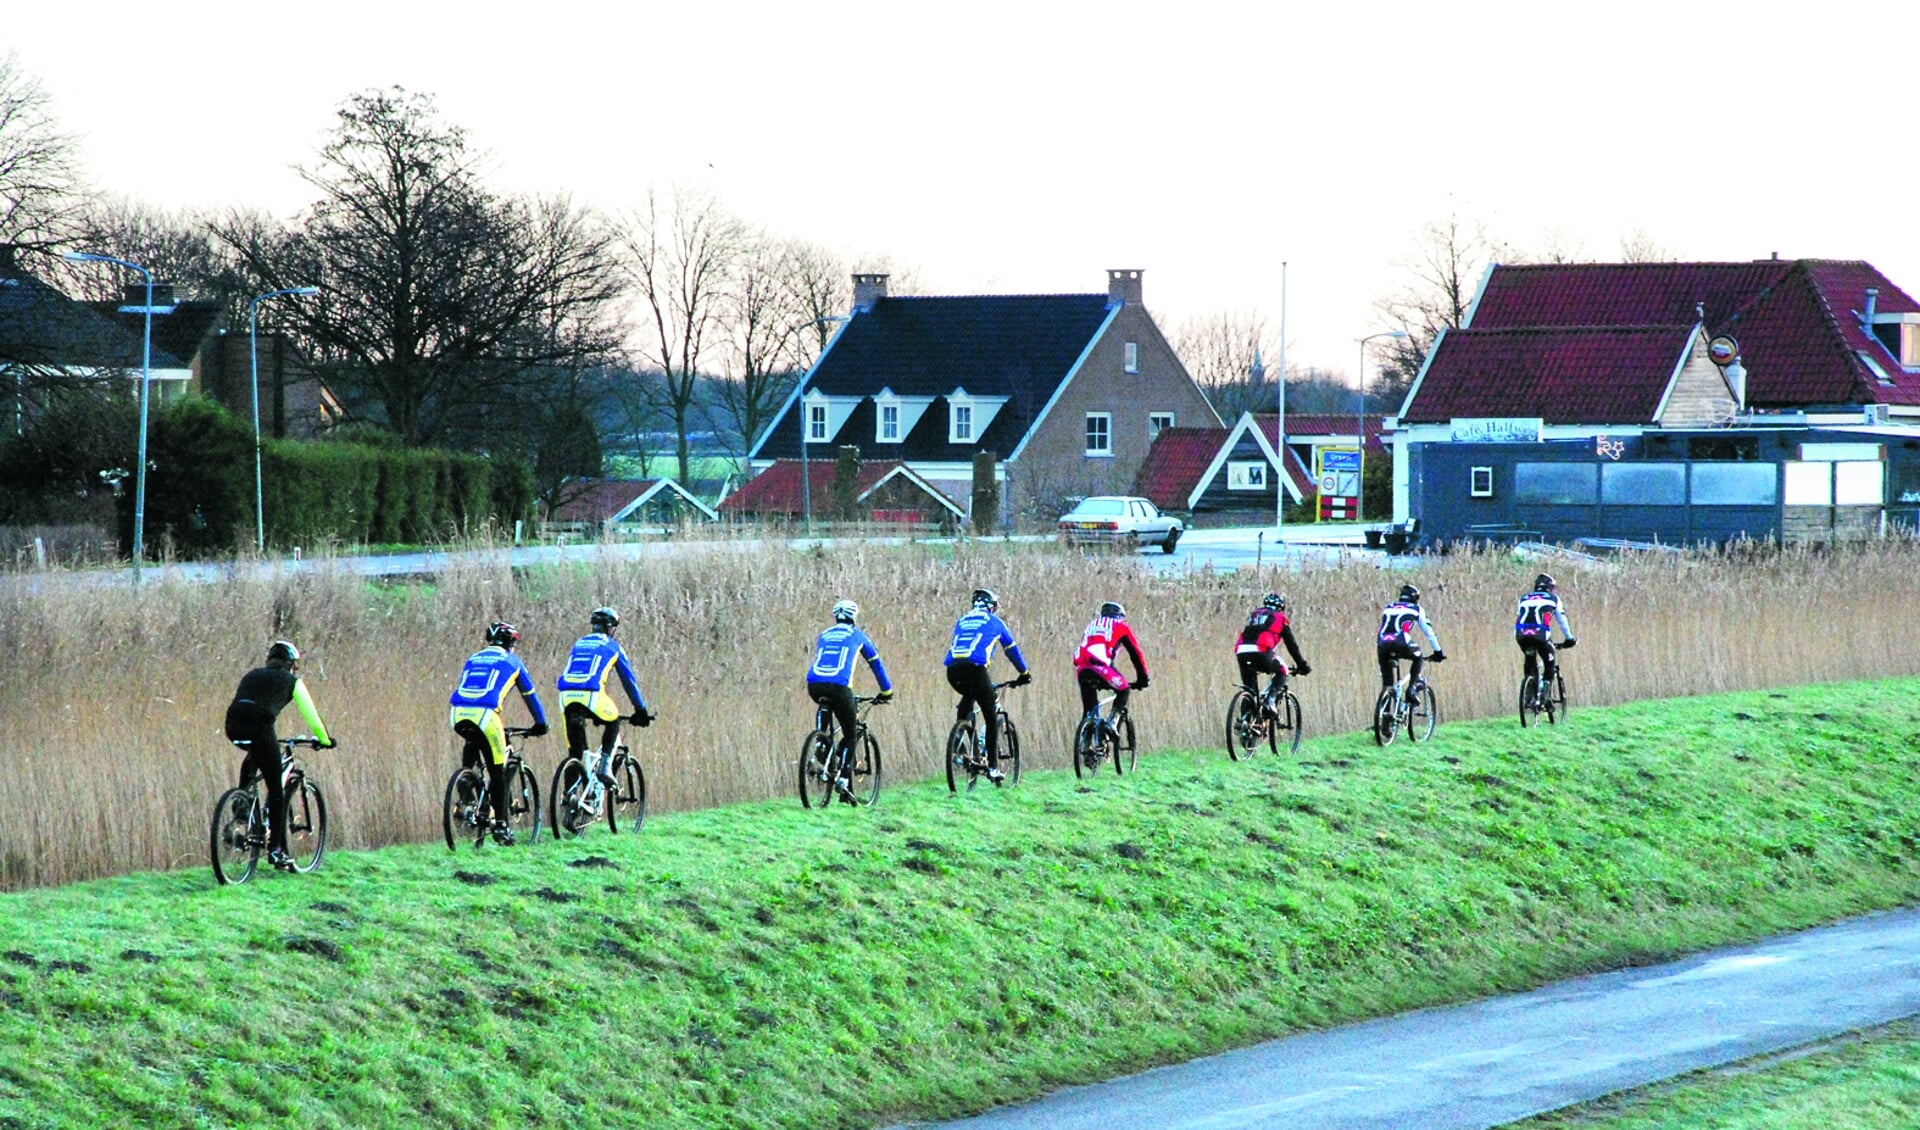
xmin=799 ymin=695 xmax=886 ymax=809
xmin=210 ymin=736 xmax=329 ymax=885
xmin=551 ymin=738 xmax=647 ymax=837
xmin=443 ymin=726 xmax=542 ymax=849
xmin=1224 ymin=676 xmax=1303 ymax=760
xmin=1518 ymin=641 xmax=1573 ymax=728
xmin=947 ymin=680 xmax=1023 ymax=792
xmin=1374 ymin=658 xmax=1441 ymax=746
xmin=1073 ymin=688 xmax=1138 ymax=778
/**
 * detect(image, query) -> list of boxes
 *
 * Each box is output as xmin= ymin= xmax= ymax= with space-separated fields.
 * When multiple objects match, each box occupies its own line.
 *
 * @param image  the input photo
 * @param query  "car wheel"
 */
xmin=1161 ymin=527 xmax=1181 ymax=554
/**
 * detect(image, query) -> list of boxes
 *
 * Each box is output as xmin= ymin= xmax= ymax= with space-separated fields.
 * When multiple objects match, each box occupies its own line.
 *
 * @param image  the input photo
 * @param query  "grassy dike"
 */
xmin=2 ymin=680 xmax=1918 ymax=1129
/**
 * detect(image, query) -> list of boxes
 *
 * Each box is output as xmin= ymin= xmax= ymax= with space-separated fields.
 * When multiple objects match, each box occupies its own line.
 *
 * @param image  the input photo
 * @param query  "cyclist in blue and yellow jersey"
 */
xmin=224 ymin=640 xmax=335 ymax=872
xmin=449 ymin=621 xmax=550 ymax=845
xmin=945 ymin=588 xmax=1030 ymax=784
xmin=1377 ymin=584 xmax=1446 ymax=692
xmin=807 ymin=599 xmax=894 ymax=793
xmin=1515 ymin=572 xmax=1577 ymax=686
xmin=557 ymin=607 xmax=651 ymax=789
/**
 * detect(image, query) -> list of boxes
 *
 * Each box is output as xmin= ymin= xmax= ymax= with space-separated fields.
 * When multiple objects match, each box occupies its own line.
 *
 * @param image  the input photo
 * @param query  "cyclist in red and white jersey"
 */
xmin=1073 ymin=601 xmax=1149 ymax=719
xmin=1515 ymin=572 xmax=1577 ymax=685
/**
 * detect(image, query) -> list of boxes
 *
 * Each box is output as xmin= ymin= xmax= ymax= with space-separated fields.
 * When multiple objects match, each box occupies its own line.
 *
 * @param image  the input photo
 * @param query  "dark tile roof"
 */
xmin=752 ymin=293 xmax=1114 ymax=461
xmin=1131 ymin=426 xmax=1228 ymax=509
xmin=1449 ymin=260 xmax=1920 ymax=412
xmin=90 ymin=297 xmax=222 ymax=368
xmin=0 ymin=260 xmax=180 ymax=369
xmin=1400 ymin=326 xmax=1693 ymax=425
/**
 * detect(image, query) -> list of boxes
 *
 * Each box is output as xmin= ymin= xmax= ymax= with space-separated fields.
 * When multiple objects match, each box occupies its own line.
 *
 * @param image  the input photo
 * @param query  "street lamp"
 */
xmin=1356 ymin=330 xmax=1407 ymax=523
xmin=249 ymin=287 xmax=319 ymax=553
xmin=65 ymin=251 xmax=173 ymax=583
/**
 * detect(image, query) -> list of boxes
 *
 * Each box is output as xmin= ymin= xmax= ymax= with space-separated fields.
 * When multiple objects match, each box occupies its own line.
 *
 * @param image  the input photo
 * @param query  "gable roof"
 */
xmin=1399 ymin=326 xmax=1695 ymax=425
xmin=1131 ymin=426 xmax=1229 ymax=509
xmin=547 ymin=478 xmax=718 ymax=523
xmin=0 ymin=256 xmax=187 ymax=370
xmin=1255 ymin=413 xmax=1386 ymax=452
xmin=1431 ymin=260 xmax=1920 ymax=416
xmin=718 ymin=459 xmax=967 ymax=518
xmin=750 ymin=292 xmax=1117 ymax=462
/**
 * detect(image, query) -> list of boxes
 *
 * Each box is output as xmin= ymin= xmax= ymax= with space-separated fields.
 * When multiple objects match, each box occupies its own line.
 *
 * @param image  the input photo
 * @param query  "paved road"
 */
xmin=918 ymin=907 xmax=1920 ymax=1129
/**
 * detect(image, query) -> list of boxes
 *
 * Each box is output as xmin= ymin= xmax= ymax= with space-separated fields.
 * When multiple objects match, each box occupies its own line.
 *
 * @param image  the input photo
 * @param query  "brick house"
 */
xmin=1393 ymin=258 xmax=1920 ymax=544
xmin=748 ymin=270 xmax=1220 ymax=527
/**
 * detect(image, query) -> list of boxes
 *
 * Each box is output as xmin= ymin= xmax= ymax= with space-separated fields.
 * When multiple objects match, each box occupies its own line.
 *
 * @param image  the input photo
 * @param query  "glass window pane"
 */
xmin=1514 ymin=463 xmax=1597 ymax=505
xmin=1601 ymin=463 xmax=1685 ymax=505
xmin=1783 ymin=461 xmax=1832 ymax=505
xmin=1689 ymin=462 xmax=1777 ymax=505
xmin=1836 ymin=460 xmax=1884 ymax=505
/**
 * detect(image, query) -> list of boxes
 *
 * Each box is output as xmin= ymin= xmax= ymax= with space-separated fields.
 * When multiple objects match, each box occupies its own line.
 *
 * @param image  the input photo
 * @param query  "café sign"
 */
xmin=1449 ymin=417 xmax=1542 ymax=443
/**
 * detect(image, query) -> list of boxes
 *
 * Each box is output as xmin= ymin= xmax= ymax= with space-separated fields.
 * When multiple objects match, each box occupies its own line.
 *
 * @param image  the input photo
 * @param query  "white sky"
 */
xmin=8 ymin=1 xmax=1917 ymax=378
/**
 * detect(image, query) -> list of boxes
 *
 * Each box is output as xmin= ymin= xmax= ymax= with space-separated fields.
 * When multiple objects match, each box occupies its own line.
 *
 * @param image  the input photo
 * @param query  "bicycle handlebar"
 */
xmin=505 ymin=726 xmax=542 ymax=738
xmin=280 ymin=736 xmax=326 ymax=749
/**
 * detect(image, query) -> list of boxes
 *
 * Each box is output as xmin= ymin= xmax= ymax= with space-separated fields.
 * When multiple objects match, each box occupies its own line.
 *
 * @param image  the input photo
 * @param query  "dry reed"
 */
xmin=3 ymin=537 xmax=1916 ymax=891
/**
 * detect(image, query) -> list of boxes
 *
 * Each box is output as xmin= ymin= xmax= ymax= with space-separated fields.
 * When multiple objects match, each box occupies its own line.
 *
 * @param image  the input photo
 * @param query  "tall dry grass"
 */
xmin=5 ymin=537 xmax=1920 ymax=890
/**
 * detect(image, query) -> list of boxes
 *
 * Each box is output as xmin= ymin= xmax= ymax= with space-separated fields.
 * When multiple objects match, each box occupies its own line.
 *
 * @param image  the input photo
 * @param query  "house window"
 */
xmin=1085 ymin=413 xmax=1112 ymax=456
xmin=807 ymin=403 xmax=828 ymax=443
xmin=1227 ymin=461 xmax=1266 ymax=490
xmin=878 ymin=402 xmax=901 ymax=443
xmin=1601 ymin=463 xmax=1685 ymax=506
xmin=1124 ymin=342 xmax=1139 ymax=374
xmin=1514 ymin=463 xmax=1598 ymax=505
xmin=1470 ymin=466 xmax=1493 ymax=497
xmin=1836 ymin=460 xmax=1885 ymax=505
xmin=951 ymin=403 xmax=973 ymax=443
xmin=1691 ymin=463 xmax=1776 ymax=505
xmin=1149 ymin=412 xmax=1175 ymax=439
xmin=1903 ymin=324 xmax=1920 ymax=368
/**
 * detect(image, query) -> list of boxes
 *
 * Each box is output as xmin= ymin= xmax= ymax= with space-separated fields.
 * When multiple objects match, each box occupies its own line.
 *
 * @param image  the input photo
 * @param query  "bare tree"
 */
xmin=1619 ymin=226 xmax=1672 ymax=263
xmin=1372 ymin=214 xmax=1507 ymax=397
xmin=70 ymin=197 xmax=253 ymax=313
xmin=623 ymin=185 xmax=745 ymax=485
xmin=0 ymin=52 xmax=87 ymax=253
xmin=1173 ymin=310 xmax=1279 ymax=419
xmin=218 ymin=88 xmax=624 ymax=447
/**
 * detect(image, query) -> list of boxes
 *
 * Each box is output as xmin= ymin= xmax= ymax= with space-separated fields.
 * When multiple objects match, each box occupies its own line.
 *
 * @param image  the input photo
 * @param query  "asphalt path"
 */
xmin=916 ymin=907 xmax=1920 ymax=1130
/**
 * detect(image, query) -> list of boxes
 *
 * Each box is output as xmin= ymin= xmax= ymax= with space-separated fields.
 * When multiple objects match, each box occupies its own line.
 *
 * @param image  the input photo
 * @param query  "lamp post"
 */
xmin=1356 ymin=330 xmax=1407 ymax=523
xmin=249 ymin=287 xmax=319 ymax=553
xmin=65 ymin=251 xmax=172 ymax=583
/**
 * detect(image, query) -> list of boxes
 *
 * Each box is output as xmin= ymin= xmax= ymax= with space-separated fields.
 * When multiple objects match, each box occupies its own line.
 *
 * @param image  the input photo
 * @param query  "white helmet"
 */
xmin=832 ymin=599 xmax=859 ymax=625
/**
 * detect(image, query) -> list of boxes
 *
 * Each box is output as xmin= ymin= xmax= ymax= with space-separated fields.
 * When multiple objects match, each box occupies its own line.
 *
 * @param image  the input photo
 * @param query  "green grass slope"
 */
xmin=3 ymin=682 xmax=1918 ymax=1129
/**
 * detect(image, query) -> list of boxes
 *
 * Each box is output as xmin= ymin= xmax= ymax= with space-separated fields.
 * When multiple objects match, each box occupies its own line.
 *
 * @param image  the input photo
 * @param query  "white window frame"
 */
xmin=876 ymin=398 xmax=902 ymax=443
xmin=1085 ymin=412 xmax=1113 ymax=457
xmin=1227 ymin=461 xmax=1267 ymax=490
xmin=1470 ymin=466 xmax=1494 ymax=497
xmin=950 ymin=398 xmax=974 ymax=444
xmin=807 ymin=403 xmax=829 ymax=443
xmin=1124 ymin=341 xmax=1139 ymax=374
xmin=1149 ymin=411 xmax=1175 ymax=439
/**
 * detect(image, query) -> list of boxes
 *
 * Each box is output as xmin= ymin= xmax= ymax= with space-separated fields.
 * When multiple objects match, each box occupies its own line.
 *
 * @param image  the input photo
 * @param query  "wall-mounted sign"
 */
xmin=1317 ymin=448 xmax=1360 ymax=498
xmin=1708 ymin=335 xmax=1740 ymax=365
xmin=1449 ymin=417 xmax=1542 ymax=443
xmin=1595 ymin=435 xmax=1625 ymax=461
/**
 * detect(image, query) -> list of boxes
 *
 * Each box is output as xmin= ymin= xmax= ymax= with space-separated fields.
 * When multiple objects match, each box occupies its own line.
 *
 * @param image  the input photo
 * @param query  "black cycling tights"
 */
xmin=564 ymin=704 xmax=620 ymax=760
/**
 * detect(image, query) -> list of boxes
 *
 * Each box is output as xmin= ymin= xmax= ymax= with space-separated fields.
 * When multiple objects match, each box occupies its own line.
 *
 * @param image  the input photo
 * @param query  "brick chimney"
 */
xmin=852 ymin=273 xmax=889 ymax=312
xmin=1107 ymin=268 xmax=1143 ymax=306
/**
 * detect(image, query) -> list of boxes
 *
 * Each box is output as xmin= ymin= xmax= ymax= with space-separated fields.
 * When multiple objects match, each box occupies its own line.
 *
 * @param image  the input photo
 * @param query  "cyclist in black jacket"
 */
xmin=224 ymin=641 xmax=335 ymax=872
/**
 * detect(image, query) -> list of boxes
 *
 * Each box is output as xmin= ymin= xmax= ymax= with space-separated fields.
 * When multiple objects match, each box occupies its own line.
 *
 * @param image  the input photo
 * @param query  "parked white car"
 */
xmin=1057 ymin=496 xmax=1183 ymax=553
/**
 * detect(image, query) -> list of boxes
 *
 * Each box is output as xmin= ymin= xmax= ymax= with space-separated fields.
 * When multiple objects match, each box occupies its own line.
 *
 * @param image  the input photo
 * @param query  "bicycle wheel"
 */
xmin=1225 ymin=690 xmax=1260 ymax=761
xmin=1072 ymin=715 xmax=1100 ymax=780
xmin=284 ymin=778 xmax=328 ymax=873
xmin=799 ymin=729 xmax=836 ymax=810
xmin=1001 ymin=714 xmax=1022 ymax=786
xmin=946 ymin=722 xmax=975 ymax=793
xmin=1409 ymin=683 xmax=1439 ymax=742
xmin=443 ymin=767 xmax=483 ymax=851
xmin=210 ymin=786 xmax=261 ymax=885
xmin=1115 ymin=712 xmax=1137 ymax=775
xmin=610 ymin=753 xmax=646 ymax=833
xmin=1373 ymin=686 xmax=1400 ymax=746
xmin=1519 ymin=676 xmax=1540 ymax=728
xmin=550 ymin=758 xmax=591 ymax=837
xmin=1554 ymin=673 xmax=1569 ymax=721
xmin=509 ymin=762 xmax=541 ymax=844
xmin=853 ymin=730 xmax=882 ymax=806
xmin=1278 ymin=692 xmax=1303 ymax=755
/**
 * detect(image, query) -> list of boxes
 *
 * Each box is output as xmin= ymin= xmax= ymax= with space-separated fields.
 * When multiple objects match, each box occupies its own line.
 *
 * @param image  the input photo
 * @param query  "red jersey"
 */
xmin=1074 ymin=615 xmax=1148 ymax=677
xmin=1235 ymin=606 xmax=1290 ymax=655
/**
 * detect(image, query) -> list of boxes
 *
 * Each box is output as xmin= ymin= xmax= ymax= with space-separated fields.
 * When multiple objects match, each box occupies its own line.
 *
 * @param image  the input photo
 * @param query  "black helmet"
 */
xmin=267 ymin=640 xmax=300 ymax=668
xmin=590 ymin=607 xmax=619 ymax=632
xmin=1099 ymin=600 xmax=1125 ymax=619
xmin=971 ymin=589 xmax=999 ymax=612
xmin=1534 ymin=573 xmax=1556 ymax=592
xmin=1262 ymin=592 xmax=1286 ymax=612
xmin=487 ymin=621 xmax=521 ymax=648
xmin=1398 ymin=584 xmax=1420 ymax=604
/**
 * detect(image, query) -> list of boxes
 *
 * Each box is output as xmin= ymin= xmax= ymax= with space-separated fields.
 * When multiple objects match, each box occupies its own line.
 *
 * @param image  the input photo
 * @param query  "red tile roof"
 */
xmin=1400 ymin=327 xmax=1694 ymax=425
xmin=1253 ymin=413 xmax=1386 ymax=452
xmin=547 ymin=479 xmax=660 ymax=523
xmin=1131 ymin=427 xmax=1228 ymax=509
xmin=722 ymin=460 xmax=963 ymax=516
xmin=1435 ymin=260 xmax=1920 ymax=414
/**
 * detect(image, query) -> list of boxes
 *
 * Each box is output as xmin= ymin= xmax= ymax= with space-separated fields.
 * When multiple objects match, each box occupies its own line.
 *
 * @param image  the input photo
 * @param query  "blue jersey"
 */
xmin=555 ymin=632 xmax=647 ymax=711
xmin=449 ymin=646 xmax=549 ymax=725
xmin=944 ymin=609 xmax=1027 ymax=671
xmin=808 ymin=624 xmax=893 ymax=690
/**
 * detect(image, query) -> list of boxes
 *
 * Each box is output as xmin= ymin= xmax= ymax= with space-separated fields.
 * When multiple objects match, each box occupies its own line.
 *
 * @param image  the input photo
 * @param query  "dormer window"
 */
xmin=945 ymin=387 xmax=1009 ymax=445
xmin=807 ymin=403 xmax=829 ymax=443
xmin=952 ymin=403 xmax=974 ymax=443
xmin=879 ymin=402 xmax=901 ymax=442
